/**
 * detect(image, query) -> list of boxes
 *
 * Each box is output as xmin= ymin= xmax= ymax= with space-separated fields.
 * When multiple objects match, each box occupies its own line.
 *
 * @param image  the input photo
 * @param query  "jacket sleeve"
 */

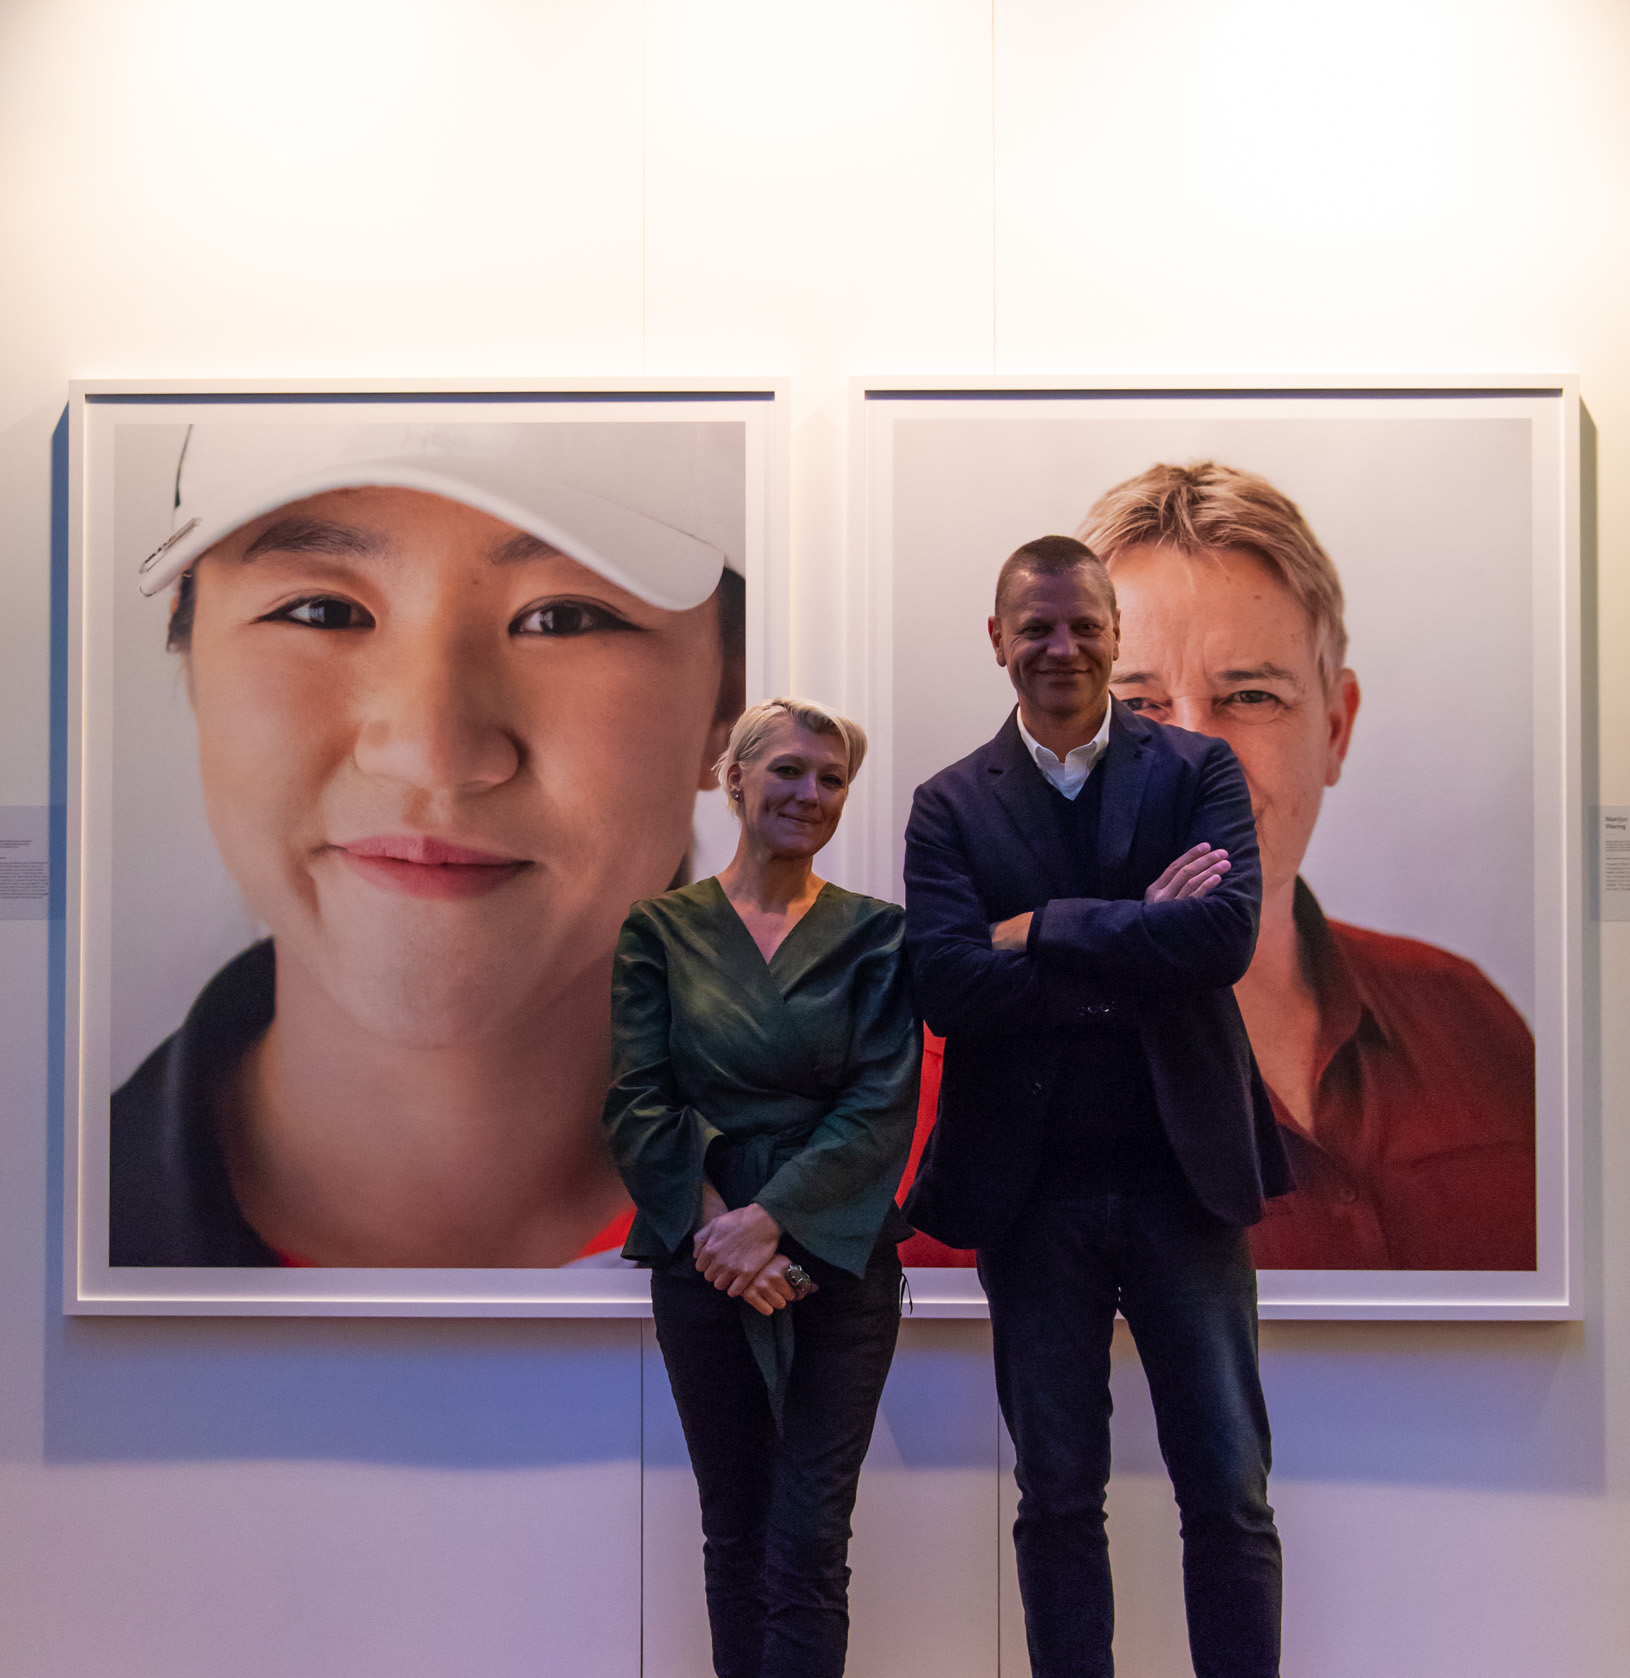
xmin=903 ymin=778 xmax=1058 ymax=1037
xmin=599 ymin=909 xmax=725 ymax=1257
xmin=752 ymin=916 xmax=922 ymax=1274
xmin=1032 ymin=737 xmax=1262 ymax=991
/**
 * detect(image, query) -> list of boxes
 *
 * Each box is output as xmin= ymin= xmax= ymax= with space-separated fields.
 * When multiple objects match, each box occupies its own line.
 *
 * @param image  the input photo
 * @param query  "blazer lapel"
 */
xmin=1095 ymin=700 xmax=1153 ymax=886
xmin=987 ymin=711 xmax=1078 ymax=901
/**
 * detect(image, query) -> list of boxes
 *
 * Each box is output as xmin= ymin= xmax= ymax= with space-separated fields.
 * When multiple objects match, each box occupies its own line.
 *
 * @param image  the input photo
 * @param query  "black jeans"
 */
xmin=978 ymin=1192 xmax=1281 ymax=1678
xmin=651 ymin=1254 xmax=902 ymax=1678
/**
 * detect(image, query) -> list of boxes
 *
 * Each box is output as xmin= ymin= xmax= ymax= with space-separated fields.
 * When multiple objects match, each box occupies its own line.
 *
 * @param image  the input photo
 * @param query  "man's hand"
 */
xmin=698 ymin=1179 xmax=728 ymax=1228
xmin=990 ymin=912 xmax=1034 ymax=952
xmin=1145 ymin=843 xmax=1230 ymax=904
xmin=693 ymin=1202 xmax=782 ymax=1296
xmin=738 ymin=1253 xmax=817 ymax=1317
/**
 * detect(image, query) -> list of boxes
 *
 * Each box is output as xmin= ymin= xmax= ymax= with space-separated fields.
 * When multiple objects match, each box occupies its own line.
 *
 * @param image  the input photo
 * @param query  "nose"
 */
xmin=1042 ymin=622 xmax=1079 ymax=660
xmin=350 ymin=628 xmax=522 ymax=795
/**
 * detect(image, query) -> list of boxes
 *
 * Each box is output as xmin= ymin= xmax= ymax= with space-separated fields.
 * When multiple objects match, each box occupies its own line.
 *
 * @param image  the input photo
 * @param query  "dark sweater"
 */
xmin=1030 ymin=768 xmax=1189 ymax=1199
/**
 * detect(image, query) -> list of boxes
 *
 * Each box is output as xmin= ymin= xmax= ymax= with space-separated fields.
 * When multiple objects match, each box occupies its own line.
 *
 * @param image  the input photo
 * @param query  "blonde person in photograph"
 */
xmin=602 ymin=698 xmax=920 ymax=1678
xmin=1082 ymin=461 xmax=1535 ymax=1270
xmin=112 ymin=420 xmax=745 ymax=1268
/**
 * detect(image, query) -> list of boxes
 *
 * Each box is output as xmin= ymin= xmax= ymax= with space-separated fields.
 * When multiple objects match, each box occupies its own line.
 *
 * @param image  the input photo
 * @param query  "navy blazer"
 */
xmin=901 ymin=703 xmax=1293 ymax=1248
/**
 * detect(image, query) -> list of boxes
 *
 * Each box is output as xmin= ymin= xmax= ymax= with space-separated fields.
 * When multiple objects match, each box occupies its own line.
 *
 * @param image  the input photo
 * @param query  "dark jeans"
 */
xmin=978 ymin=1192 xmax=1281 ymax=1678
xmin=651 ymin=1254 xmax=902 ymax=1678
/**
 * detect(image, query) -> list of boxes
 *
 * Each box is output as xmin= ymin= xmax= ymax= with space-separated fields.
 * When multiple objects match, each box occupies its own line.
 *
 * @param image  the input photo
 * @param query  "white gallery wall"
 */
xmin=1 ymin=1 xmax=1628 ymax=1673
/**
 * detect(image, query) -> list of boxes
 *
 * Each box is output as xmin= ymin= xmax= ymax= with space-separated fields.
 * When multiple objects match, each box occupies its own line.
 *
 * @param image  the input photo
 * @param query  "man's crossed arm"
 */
xmin=904 ymin=742 xmax=1260 ymax=1037
xmin=989 ymin=842 xmax=1232 ymax=951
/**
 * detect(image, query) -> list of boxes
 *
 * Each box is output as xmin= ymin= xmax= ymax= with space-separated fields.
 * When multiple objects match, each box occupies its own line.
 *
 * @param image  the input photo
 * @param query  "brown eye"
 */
xmin=262 ymin=596 xmax=373 ymax=630
xmin=512 ymin=600 xmax=638 ymax=637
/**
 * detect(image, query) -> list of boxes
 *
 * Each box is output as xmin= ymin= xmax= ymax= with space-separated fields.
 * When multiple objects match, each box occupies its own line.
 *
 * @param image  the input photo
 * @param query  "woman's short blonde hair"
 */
xmin=714 ymin=698 xmax=868 ymax=812
xmin=1077 ymin=460 xmax=1348 ymax=690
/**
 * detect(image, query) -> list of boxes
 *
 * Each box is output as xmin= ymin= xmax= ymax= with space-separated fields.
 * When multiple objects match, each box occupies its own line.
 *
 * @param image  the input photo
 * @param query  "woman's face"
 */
xmin=184 ymin=486 xmax=736 ymax=1046
xmin=728 ymin=719 xmax=851 ymax=862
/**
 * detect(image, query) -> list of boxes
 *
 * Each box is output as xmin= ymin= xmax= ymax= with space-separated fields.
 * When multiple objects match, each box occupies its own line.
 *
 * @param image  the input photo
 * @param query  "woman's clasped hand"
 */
xmin=691 ymin=1193 xmax=817 ymax=1315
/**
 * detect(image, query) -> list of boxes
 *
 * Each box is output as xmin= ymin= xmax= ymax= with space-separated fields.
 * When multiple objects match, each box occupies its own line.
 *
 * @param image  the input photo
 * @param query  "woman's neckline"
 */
xmin=707 ymin=875 xmax=834 ymax=968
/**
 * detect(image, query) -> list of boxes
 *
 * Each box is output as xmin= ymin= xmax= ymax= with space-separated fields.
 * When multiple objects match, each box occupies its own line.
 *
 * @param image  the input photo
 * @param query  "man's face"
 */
xmin=1108 ymin=543 xmax=1359 ymax=897
xmin=987 ymin=566 xmax=1121 ymax=729
xmin=184 ymin=486 xmax=735 ymax=1046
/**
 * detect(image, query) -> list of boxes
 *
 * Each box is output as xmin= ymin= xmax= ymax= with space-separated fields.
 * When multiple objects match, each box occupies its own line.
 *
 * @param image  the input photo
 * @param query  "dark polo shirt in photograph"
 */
xmin=1027 ymin=767 xmax=1190 ymax=1201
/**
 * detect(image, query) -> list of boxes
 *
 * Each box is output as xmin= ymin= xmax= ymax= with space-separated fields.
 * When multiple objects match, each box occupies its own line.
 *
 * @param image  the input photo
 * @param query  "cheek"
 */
xmin=514 ymin=638 xmax=722 ymax=810
xmin=187 ymin=640 xmax=345 ymax=860
xmin=1229 ymin=719 xmax=1330 ymax=832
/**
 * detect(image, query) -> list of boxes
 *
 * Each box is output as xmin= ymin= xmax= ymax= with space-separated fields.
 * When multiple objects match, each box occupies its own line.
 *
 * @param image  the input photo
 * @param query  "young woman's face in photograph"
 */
xmin=182 ymin=485 xmax=735 ymax=1045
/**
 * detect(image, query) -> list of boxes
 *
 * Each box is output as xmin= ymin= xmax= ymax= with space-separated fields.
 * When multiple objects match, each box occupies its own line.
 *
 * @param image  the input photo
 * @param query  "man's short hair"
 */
xmin=993 ymin=535 xmax=1115 ymax=617
xmin=1077 ymin=461 xmax=1347 ymax=689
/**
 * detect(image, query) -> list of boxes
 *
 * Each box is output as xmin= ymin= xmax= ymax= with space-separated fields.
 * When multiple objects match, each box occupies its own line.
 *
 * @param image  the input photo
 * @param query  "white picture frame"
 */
xmin=66 ymin=377 xmax=788 ymax=1315
xmin=859 ymin=376 xmax=1582 ymax=1321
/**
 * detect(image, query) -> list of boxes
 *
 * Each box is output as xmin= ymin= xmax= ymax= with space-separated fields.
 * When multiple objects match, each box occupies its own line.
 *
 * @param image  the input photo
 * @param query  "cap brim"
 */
xmin=138 ymin=460 xmax=730 ymax=610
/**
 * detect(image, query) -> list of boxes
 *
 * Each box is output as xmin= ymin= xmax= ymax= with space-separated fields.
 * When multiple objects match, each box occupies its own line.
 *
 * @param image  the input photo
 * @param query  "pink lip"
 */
xmin=334 ymin=835 xmax=530 ymax=900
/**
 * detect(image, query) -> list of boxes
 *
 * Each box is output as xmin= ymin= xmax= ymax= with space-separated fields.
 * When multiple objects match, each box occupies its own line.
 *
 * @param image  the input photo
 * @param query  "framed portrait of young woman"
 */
xmin=66 ymin=378 xmax=786 ymax=1315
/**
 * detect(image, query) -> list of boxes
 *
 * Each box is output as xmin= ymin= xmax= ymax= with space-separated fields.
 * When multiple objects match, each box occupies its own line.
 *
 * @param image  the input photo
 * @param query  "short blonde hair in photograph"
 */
xmin=1078 ymin=461 xmax=1349 ymax=689
xmin=715 ymin=698 xmax=869 ymax=813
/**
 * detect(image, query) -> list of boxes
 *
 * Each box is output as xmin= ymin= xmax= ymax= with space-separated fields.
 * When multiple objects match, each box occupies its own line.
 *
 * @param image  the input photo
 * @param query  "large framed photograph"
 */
xmin=856 ymin=377 xmax=1581 ymax=1320
xmin=67 ymin=378 xmax=786 ymax=1314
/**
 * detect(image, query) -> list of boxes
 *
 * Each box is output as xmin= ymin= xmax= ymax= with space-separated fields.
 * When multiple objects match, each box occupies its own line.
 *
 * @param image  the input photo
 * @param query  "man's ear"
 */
xmin=1323 ymin=669 xmax=1361 ymax=787
xmin=987 ymin=614 xmax=1008 ymax=668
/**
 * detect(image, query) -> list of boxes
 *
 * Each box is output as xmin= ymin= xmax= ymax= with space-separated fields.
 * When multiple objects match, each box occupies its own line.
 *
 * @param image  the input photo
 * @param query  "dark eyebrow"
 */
xmin=492 ymin=531 xmax=568 ymax=566
xmin=242 ymin=517 xmax=388 ymax=561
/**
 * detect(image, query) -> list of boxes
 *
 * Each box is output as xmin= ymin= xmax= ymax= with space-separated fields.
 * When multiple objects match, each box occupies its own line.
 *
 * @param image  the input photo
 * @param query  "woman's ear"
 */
xmin=167 ymin=587 xmax=199 ymax=705
xmin=698 ymin=659 xmax=745 ymax=793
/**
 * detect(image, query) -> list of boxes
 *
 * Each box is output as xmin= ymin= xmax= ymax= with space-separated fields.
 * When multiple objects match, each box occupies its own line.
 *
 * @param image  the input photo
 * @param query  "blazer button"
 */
xmin=1030 ymin=1081 xmax=1045 ymax=1098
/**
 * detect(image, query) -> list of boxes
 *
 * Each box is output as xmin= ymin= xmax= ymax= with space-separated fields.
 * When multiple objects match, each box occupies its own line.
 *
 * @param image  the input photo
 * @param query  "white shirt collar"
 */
xmin=1016 ymin=701 xmax=1113 ymax=801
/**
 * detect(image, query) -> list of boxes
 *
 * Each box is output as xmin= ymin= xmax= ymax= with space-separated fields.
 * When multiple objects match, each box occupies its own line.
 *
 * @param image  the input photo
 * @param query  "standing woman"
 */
xmin=603 ymin=698 xmax=920 ymax=1678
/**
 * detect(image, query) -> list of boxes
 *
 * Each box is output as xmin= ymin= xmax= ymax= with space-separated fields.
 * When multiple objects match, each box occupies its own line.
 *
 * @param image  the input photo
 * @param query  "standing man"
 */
xmin=903 ymin=535 xmax=1292 ymax=1678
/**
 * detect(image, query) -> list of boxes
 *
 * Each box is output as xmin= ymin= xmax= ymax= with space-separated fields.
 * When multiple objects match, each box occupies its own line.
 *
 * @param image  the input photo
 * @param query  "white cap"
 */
xmin=136 ymin=419 xmax=746 ymax=611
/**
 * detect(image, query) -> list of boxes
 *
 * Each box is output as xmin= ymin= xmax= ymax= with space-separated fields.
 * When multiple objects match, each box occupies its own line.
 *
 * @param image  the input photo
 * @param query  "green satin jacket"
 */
xmin=602 ymin=877 xmax=921 ymax=1276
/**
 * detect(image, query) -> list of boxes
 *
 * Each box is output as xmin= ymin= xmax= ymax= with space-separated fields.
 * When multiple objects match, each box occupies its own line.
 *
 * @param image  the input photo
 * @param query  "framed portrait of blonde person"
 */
xmin=66 ymin=378 xmax=786 ymax=1314
xmin=853 ymin=377 xmax=1581 ymax=1320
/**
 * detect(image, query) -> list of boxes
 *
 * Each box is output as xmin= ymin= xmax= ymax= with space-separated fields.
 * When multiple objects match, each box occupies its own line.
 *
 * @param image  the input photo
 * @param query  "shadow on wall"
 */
xmin=40 ymin=409 xmax=1608 ymax=1493
xmin=1097 ymin=1318 xmax=1603 ymax=1497
xmin=42 ymin=1314 xmax=647 ymax=1468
